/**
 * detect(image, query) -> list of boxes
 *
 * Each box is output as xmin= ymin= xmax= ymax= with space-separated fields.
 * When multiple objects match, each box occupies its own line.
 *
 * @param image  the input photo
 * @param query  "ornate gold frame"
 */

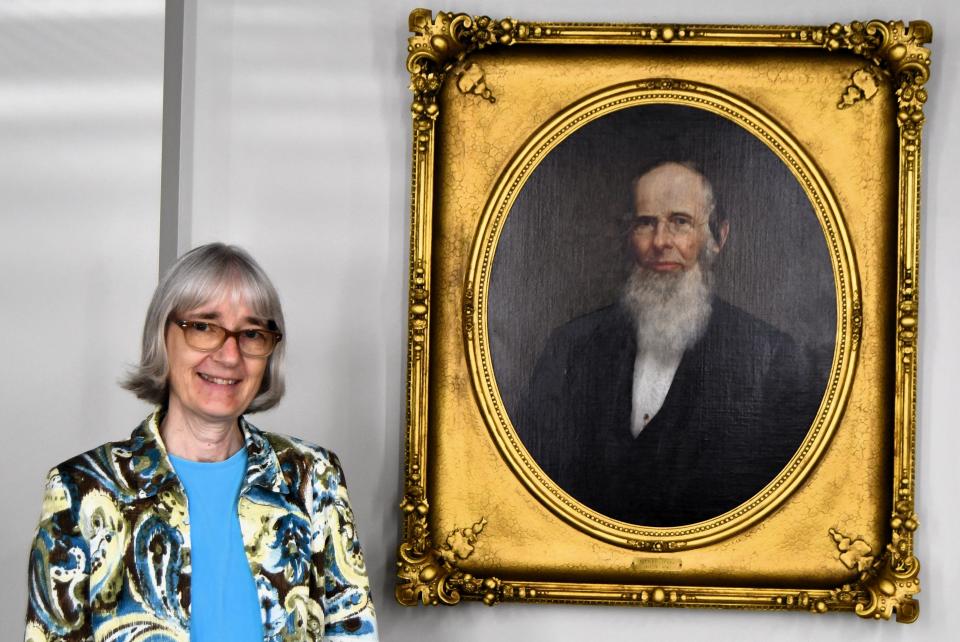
xmin=397 ymin=10 xmax=930 ymax=623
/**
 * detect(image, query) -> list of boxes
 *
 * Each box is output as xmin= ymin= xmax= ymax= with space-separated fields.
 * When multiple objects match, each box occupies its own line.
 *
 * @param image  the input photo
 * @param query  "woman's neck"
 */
xmin=159 ymin=405 xmax=245 ymax=462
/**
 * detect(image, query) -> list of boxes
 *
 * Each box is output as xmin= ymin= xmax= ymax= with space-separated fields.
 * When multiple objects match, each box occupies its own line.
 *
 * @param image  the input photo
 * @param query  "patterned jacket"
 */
xmin=25 ymin=411 xmax=378 ymax=641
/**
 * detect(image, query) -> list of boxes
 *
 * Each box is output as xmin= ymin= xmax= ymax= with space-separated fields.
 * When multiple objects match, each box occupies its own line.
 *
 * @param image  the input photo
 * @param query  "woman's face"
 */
xmin=165 ymin=295 xmax=269 ymax=426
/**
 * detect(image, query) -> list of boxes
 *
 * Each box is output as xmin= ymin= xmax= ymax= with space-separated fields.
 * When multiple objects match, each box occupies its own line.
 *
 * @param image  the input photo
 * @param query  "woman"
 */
xmin=25 ymin=244 xmax=378 ymax=641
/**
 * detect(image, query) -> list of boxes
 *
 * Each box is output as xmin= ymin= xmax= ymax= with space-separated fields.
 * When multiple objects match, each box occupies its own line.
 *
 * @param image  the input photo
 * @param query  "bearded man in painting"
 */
xmin=518 ymin=161 xmax=821 ymax=527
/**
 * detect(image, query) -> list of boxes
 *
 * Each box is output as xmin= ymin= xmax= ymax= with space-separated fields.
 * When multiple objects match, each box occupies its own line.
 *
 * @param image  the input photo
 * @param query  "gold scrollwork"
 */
xmin=829 ymin=525 xmax=920 ymax=622
xmin=826 ymin=20 xmax=931 ymax=123
xmin=407 ymin=9 xmax=523 ymax=118
xmin=856 ymin=554 xmax=920 ymax=622
xmin=396 ymin=518 xmax=502 ymax=606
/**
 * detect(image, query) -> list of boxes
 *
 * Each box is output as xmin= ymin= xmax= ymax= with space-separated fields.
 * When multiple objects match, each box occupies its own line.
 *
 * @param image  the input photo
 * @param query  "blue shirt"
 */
xmin=169 ymin=448 xmax=263 ymax=641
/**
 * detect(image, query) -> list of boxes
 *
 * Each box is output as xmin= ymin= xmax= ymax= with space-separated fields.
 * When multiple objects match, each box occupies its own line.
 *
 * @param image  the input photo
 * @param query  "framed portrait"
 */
xmin=397 ymin=10 xmax=931 ymax=622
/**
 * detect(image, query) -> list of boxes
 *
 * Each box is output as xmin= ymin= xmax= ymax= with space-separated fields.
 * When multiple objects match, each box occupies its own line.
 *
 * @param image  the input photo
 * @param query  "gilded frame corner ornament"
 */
xmin=399 ymin=10 xmax=930 ymax=622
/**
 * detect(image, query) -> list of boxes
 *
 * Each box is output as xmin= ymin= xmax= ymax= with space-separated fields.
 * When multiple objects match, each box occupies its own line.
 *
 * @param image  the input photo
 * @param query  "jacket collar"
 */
xmin=238 ymin=415 xmax=290 ymax=496
xmin=128 ymin=409 xmax=289 ymax=498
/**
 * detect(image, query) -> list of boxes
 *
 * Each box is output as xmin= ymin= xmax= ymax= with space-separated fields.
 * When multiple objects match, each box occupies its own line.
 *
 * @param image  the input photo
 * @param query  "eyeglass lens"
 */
xmin=180 ymin=322 xmax=276 ymax=356
xmin=631 ymin=216 xmax=696 ymax=237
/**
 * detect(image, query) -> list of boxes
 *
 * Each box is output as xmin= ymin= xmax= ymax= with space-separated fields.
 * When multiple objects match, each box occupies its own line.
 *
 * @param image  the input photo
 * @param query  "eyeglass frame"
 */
xmin=171 ymin=319 xmax=283 ymax=358
xmin=626 ymin=212 xmax=712 ymax=239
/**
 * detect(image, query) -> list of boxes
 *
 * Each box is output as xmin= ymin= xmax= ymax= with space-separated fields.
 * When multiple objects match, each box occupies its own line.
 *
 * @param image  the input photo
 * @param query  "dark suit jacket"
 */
xmin=517 ymin=299 xmax=822 ymax=526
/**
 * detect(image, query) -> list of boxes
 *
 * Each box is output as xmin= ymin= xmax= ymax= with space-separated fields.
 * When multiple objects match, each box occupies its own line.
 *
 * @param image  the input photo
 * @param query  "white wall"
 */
xmin=3 ymin=0 xmax=958 ymax=640
xmin=0 ymin=0 xmax=164 ymax=619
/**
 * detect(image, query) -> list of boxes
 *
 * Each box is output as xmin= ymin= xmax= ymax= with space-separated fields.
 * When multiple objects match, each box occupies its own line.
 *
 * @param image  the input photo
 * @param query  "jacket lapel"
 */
xmin=238 ymin=416 xmax=290 ymax=496
xmin=125 ymin=410 xmax=181 ymax=498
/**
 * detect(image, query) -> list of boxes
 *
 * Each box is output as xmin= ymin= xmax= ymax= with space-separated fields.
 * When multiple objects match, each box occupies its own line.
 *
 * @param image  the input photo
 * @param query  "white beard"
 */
xmin=621 ymin=260 xmax=715 ymax=360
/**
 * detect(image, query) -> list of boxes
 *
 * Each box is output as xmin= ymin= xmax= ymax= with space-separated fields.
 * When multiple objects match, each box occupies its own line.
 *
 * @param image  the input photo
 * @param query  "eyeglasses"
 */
xmin=173 ymin=320 xmax=282 ymax=357
xmin=629 ymin=214 xmax=706 ymax=238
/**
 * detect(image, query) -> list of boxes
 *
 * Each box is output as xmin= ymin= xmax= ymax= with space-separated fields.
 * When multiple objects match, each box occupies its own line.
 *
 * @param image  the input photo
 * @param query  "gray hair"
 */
xmin=122 ymin=243 xmax=286 ymax=412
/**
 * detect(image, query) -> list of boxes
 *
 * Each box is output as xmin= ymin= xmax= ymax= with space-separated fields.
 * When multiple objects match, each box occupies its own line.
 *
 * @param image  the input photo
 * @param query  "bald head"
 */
xmin=629 ymin=162 xmax=728 ymax=274
xmin=633 ymin=162 xmax=719 ymax=229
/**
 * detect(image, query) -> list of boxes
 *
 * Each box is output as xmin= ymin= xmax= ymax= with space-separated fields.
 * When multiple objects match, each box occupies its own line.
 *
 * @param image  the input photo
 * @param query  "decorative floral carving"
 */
xmin=829 ymin=525 xmax=920 ymax=622
xmin=407 ymin=9 xmax=522 ymax=118
xmin=829 ymin=583 xmax=861 ymax=608
xmin=439 ymin=518 xmax=487 ymax=563
xmin=830 ymin=528 xmax=875 ymax=572
xmin=455 ymin=63 xmax=494 ymax=102
xmin=627 ymin=539 xmax=687 ymax=552
xmin=825 ymin=20 xmax=931 ymax=124
xmin=856 ymin=554 xmax=920 ymax=622
xmin=838 ymin=66 xmax=881 ymax=109
xmin=396 ymin=517 xmax=502 ymax=606
xmin=635 ymin=78 xmax=696 ymax=92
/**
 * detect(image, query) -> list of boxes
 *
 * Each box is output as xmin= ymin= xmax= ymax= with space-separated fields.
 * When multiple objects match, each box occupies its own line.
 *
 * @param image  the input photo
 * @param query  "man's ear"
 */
xmin=716 ymin=220 xmax=730 ymax=251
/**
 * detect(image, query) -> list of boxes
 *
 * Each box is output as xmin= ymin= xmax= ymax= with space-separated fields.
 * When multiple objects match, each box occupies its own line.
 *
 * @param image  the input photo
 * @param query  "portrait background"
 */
xmin=488 ymin=104 xmax=837 ymax=421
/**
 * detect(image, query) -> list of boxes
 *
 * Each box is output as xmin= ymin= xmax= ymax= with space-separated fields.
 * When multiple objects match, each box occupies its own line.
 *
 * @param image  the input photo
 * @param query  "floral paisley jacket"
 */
xmin=25 ymin=411 xmax=379 ymax=641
